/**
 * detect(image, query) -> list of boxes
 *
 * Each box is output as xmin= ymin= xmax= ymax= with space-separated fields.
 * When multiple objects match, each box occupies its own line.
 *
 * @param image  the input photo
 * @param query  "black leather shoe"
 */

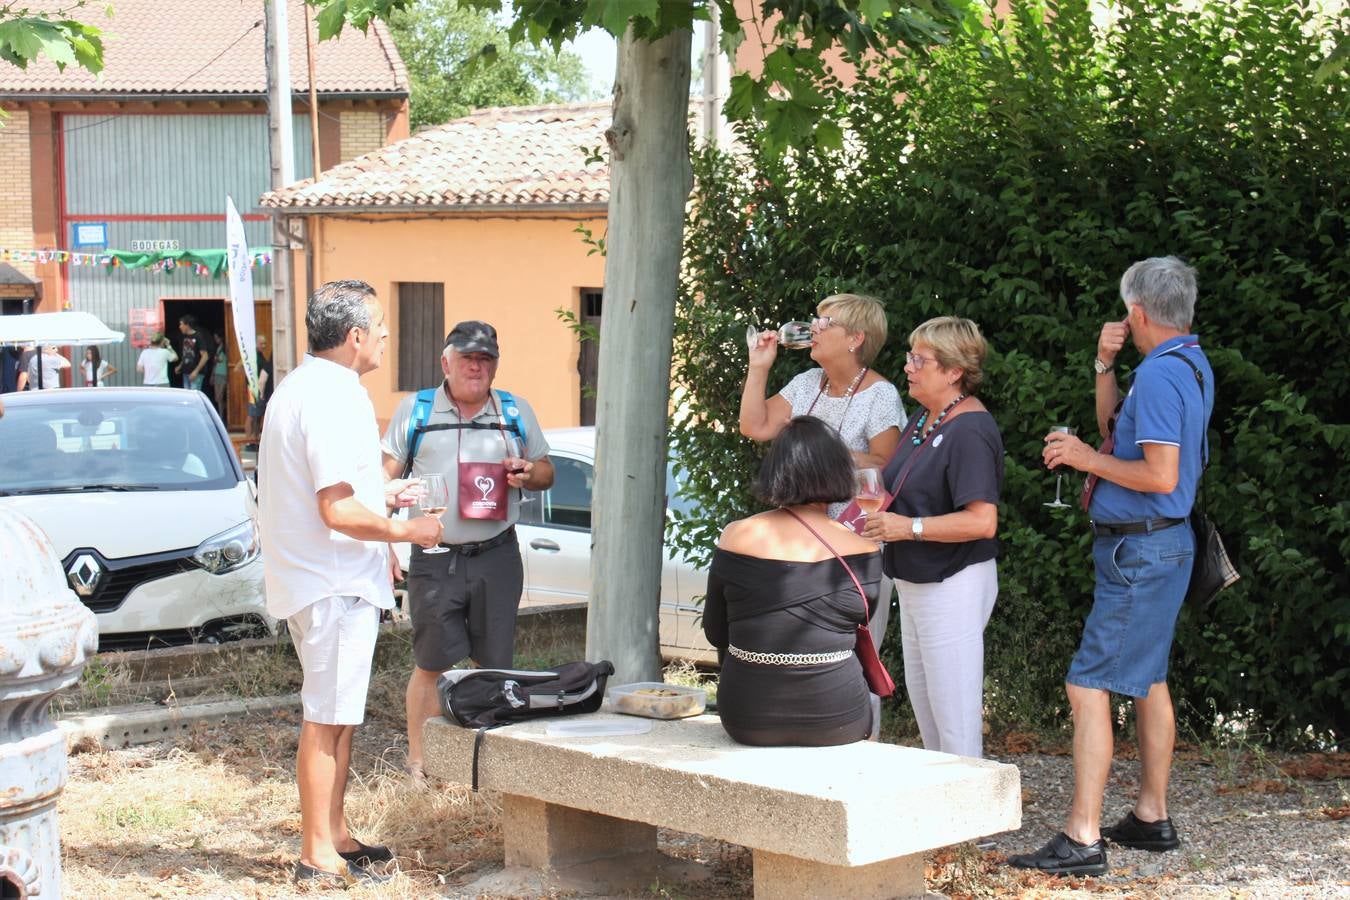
xmin=1102 ymin=810 xmax=1181 ymax=851
xmin=338 ymin=839 xmax=394 ymax=867
xmin=1007 ymin=832 xmax=1108 ymax=876
xmin=294 ymin=860 xmax=392 ymax=887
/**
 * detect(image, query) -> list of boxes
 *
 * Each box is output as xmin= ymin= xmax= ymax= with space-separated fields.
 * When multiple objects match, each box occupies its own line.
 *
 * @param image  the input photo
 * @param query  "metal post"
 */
xmin=265 ymin=0 xmax=297 ymax=379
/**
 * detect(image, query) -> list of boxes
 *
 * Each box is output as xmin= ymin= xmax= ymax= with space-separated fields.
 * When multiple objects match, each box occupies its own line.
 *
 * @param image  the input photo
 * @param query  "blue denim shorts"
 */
xmin=1066 ymin=521 xmax=1194 ymax=698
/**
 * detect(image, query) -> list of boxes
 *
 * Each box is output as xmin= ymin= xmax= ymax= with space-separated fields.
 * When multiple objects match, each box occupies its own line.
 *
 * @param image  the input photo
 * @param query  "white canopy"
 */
xmin=0 ymin=311 xmax=125 ymax=346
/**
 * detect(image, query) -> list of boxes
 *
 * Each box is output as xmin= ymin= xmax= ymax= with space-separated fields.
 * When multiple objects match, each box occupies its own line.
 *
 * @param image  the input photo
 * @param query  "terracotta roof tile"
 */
xmin=261 ymin=101 xmax=612 ymax=210
xmin=0 ymin=0 xmax=406 ymax=96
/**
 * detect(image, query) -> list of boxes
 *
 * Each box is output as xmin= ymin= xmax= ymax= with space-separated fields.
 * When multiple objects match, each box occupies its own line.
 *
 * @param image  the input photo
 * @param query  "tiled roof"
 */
xmin=0 ymin=0 xmax=406 ymax=96
xmin=261 ymin=102 xmax=612 ymax=210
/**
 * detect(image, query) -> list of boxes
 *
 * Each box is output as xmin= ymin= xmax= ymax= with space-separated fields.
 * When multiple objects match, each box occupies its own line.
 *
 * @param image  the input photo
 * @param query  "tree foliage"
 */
xmin=309 ymin=0 xmax=974 ymax=150
xmin=388 ymin=0 xmax=594 ymax=131
xmin=673 ymin=0 xmax=1349 ymax=746
xmin=0 ymin=2 xmax=104 ymax=74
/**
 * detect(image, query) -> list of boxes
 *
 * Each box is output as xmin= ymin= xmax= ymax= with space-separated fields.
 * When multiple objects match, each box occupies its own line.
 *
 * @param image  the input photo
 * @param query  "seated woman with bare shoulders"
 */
xmin=703 ymin=417 xmax=881 ymax=747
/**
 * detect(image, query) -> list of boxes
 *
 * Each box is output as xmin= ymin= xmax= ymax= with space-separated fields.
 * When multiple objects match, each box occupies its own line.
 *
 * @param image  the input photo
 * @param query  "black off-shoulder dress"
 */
xmin=703 ymin=547 xmax=881 ymax=746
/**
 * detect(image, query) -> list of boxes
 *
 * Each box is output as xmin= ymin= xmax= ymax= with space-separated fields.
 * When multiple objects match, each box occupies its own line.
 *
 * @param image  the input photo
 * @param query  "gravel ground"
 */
xmin=979 ymin=747 xmax=1350 ymax=898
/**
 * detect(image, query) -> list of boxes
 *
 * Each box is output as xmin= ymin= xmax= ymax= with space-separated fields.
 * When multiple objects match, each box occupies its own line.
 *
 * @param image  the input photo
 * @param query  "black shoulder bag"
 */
xmin=1165 ymin=351 xmax=1240 ymax=607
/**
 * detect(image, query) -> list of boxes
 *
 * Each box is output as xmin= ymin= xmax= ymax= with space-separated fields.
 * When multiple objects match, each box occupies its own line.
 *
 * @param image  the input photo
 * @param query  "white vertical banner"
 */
xmin=226 ymin=196 xmax=260 ymax=402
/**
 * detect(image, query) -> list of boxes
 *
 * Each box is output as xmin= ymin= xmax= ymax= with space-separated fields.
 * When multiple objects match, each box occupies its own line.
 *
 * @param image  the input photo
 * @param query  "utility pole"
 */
xmin=265 ymin=0 xmax=297 ymax=378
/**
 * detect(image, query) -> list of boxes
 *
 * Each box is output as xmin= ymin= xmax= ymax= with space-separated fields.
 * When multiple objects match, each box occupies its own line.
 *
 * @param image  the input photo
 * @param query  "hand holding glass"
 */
xmin=503 ymin=433 xmax=527 ymax=478
xmin=1044 ymin=426 xmax=1077 ymax=509
xmin=418 ymin=473 xmax=450 ymax=553
xmin=745 ymin=320 xmax=814 ymax=351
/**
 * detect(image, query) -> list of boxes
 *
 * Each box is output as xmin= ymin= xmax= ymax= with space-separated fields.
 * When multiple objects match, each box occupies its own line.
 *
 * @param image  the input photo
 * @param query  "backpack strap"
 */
xmin=401 ymin=387 xmax=439 ymax=479
xmin=494 ymin=388 xmax=525 ymax=445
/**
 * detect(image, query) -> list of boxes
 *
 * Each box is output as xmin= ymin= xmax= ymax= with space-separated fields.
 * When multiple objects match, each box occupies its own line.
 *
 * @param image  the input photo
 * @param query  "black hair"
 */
xmin=180 ymin=314 xmax=198 ymax=329
xmin=752 ymin=417 xmax=856 ymax=508
xmin=86 ymin=345 xmax=101 ymax=386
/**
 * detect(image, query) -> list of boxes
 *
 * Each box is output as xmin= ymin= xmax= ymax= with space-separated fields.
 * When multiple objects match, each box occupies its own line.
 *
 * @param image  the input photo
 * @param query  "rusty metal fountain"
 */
xmin=0 ymin=507 xmax=98 ymax=898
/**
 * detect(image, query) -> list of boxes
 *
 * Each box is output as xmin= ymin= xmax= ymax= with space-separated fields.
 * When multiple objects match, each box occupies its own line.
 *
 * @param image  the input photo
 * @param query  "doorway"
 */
xmin=577 ymin=288 xmax=602 ymax=427
xmin=160 ymin=298 xmax=269 ymax=433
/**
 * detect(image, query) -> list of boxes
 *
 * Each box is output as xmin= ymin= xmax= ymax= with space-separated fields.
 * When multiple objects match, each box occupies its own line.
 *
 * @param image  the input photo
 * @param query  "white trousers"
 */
xmin=870 ymin=575 xmax=893 ymax=653
xmin=896 ymin=558 xmax=998 ymax=758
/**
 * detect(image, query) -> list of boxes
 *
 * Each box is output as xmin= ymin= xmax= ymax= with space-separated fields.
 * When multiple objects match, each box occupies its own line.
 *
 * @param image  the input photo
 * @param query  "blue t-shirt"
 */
xmin=1090 ymin=336 xmax=1214 ymax=523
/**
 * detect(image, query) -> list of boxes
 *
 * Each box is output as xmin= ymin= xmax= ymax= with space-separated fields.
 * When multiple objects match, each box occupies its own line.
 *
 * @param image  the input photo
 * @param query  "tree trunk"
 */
xmin=586 ymin=27 xmax=694 ymax=683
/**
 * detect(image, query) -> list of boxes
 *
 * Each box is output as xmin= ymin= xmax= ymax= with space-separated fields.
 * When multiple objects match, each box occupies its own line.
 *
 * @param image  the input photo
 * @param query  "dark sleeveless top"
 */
xmin=703 ymin=547 xmax=881 ymax=746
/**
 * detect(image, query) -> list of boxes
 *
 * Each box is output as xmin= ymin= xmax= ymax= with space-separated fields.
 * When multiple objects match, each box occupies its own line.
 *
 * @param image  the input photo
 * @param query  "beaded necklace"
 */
xmin=911 ymin=393 xmax=967 ymax=446
xmin=804 ymin=367 xmax=869 ymax=434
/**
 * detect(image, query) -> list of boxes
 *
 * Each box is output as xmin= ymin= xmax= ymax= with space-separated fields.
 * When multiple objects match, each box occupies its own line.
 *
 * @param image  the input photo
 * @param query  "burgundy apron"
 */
xmin=456 ymin=396 xmax=511 ymax=520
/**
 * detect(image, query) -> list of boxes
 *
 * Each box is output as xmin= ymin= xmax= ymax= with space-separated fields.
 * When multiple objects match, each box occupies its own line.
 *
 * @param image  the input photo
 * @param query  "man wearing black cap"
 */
xmin=381 ymin=320 xmax=554 ymax=779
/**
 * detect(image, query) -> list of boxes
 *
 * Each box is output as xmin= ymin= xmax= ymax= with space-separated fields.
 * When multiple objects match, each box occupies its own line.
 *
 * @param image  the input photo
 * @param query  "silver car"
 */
xmin=0 ymin=388 xmax=273 ymax=651
xmin=518 ymin=427 xmax=716 ymax=664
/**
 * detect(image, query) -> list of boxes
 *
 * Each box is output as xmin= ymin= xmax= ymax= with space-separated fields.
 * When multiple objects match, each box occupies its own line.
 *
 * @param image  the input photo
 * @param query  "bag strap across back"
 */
xmin=780 ymin=507 xmax=870 ymax=617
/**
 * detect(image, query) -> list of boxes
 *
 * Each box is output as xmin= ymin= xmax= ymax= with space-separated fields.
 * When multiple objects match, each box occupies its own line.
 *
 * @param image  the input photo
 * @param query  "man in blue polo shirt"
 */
xmin=1009 ymin=256 xmax=1214 ymax=877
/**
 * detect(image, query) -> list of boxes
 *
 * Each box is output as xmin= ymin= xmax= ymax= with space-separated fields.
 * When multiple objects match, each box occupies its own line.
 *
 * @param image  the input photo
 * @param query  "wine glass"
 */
xmin=1044 ymin=425 xmax=1077 ymax=509
xmin=854 ymin=467 xmax=886 ymax=515
xmin=418 ymin=473 xmax=451 ymax=554
xmin=745 ymin=321 xmax=815 ymax=351
xmin=503 ymin=432 xmax=527 ymax=478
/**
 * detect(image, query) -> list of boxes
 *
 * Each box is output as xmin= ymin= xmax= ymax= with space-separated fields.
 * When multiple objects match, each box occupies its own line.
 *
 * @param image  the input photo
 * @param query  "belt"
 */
xmin=1090 ymin=517 xmax=1185 ymax=536
xmin=727 ymin=645 xmax=854 ymax=667
xmin=434 ymin=526 xmax=516 ymax=556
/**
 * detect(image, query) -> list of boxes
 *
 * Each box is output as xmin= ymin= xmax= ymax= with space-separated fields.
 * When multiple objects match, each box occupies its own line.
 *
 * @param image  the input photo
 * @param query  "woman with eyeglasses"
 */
xmin=741 ymin=293 xmax=906 ymax=649
xmin=741 ymin=294 xmax=905 ymax=475
xmin=861 ymin=316 xmax=1004 ymax=759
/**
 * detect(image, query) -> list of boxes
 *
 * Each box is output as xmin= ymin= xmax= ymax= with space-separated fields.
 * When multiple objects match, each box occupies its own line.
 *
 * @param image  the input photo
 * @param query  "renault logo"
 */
xmin=67 ymin=554 xmax=103 ymax=597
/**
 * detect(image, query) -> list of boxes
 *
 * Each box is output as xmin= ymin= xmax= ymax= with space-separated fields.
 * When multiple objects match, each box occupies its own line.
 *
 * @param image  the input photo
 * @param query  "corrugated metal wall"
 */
xmin=61 ymin=113 xmax=312 ymax=383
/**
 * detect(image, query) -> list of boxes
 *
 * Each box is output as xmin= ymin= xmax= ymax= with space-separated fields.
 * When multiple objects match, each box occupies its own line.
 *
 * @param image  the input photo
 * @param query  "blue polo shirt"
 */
xmin=1089 ymin=336 xmax=1214 ymax=524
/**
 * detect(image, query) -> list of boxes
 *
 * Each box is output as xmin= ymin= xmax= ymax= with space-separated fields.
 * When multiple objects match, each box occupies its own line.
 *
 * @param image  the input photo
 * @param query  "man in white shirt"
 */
xmin=17 ymin=345 xmax=70 ymax=390
xmin=258 ymin=280 xmax=441 ymax=887
xmin=136 ymin=332 xmax=178 ymax=386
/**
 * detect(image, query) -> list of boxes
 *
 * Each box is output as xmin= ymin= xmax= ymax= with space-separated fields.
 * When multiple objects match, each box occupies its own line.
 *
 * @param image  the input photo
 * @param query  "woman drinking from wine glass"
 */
xmin=740 ymin=293 xmax=906 ymax=646
xmin=704 ymin=417 xmax=881 ymax=747
xmin=861 ymin=316 xmax=1003 ymax=758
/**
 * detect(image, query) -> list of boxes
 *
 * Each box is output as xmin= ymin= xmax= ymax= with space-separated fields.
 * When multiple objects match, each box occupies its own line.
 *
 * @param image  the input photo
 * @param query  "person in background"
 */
xmin=705 ymin=416 xmax=880 ymax=747
xmin=174 ymin=314 xmax=214 ymax=392
xmin=81 ymin=346 xmax=116 ymax=387
xmin=244 ymin=332 xmax=273 ymax=442
xmin=137 ymin=332 xmax=178 ymax=386
xmin=257 ymin=280 xmax=441 ymax=887
xmin=861 ymin=316 xmax=1003 ymax=760
xmin=211 ymin=332 xmax=229 ymax=417
xmin=739 ymin=293 xmax=906 ymax=649
xmin=19 ymin=345 xmax=71 ymax=390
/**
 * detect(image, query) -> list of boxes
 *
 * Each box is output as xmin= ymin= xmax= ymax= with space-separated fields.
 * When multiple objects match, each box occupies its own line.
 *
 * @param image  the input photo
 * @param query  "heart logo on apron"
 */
xmin=474 ymin=475 xmax=495 ymax=499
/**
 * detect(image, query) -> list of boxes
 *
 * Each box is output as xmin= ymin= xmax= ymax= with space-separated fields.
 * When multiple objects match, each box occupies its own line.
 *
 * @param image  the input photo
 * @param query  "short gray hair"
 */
xmin=1120 ymin=256 xmax=1196 ymax=330
xmin=307 ymin=280 xmax=376 ymax=352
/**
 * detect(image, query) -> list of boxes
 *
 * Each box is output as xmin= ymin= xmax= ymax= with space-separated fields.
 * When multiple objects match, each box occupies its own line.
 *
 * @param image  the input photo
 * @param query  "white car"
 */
xmin=518 ymin=427 xmax=716 ymax=664
xmin=0 ymin=387 xmax=273 ymax=651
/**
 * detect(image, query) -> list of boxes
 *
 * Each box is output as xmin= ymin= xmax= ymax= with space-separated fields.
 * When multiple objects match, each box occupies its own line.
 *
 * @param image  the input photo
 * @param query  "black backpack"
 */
xmin=438 ymin=661 xmax=615 ymax=790
xmin=438 ymin=661 xmax=615 ymax=729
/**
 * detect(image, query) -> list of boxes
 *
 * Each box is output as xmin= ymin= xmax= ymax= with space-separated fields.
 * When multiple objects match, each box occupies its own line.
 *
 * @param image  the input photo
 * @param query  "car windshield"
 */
xmin=665 ymin=464 xmax=700 ymax=519
xmin=0 ymin=395 xmax=237 ymax=494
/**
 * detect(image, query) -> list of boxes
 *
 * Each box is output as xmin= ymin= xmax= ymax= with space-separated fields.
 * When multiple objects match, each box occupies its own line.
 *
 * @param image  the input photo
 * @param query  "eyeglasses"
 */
xmin=810 ymin=316 xmax=836 ymax=331
xmin=905 ymin=351 xmax=939 ymax=369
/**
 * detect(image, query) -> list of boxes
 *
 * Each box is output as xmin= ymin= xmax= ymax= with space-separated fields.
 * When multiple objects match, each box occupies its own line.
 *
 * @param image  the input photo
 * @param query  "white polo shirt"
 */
xmin=258 ymin=355 xmax=393 ymax=620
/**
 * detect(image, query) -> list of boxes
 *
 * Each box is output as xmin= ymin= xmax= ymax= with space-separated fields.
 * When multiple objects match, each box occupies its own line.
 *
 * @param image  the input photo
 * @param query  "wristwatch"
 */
xmin=1093 ymin=357 xmax=1115 ymax=375
xmin=911 ymin=517 xmax=925 ymax=542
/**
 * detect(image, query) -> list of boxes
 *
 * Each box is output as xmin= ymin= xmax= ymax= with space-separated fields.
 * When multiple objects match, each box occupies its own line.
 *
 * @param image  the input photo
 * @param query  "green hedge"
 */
xmin=671 ymin=0 xmax=1349 ymax=746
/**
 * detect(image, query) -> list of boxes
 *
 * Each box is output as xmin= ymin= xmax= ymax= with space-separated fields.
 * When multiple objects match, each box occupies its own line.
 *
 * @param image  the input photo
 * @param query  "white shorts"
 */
xmin=287 ymin=595 xmax=379 ymax=725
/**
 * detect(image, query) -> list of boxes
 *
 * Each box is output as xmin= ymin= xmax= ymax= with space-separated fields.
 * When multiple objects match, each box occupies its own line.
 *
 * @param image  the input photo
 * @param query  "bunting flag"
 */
xmin=0 ymin=246 xmax=273 ymax=277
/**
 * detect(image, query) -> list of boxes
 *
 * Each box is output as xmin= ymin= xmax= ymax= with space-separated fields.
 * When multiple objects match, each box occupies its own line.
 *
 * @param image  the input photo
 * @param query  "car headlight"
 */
xmin=193 ymin=520 xmax=261 ymax=574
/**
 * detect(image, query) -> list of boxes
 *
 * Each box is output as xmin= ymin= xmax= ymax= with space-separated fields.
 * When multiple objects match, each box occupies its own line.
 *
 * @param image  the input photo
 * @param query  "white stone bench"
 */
xmin=423 ymin=711 xmax=1020 ymax=898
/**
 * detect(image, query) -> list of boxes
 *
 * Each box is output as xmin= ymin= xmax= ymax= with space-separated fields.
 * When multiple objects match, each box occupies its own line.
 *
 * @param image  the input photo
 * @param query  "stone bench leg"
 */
xmin=502 ymin=794 xmax=658 ymax=869
xmin=752 ymin=848 xmax=925 ymax=899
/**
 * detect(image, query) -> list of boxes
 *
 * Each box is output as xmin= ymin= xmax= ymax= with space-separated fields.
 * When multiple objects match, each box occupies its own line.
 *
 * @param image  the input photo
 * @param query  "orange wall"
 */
xmin=298 ymin=213 xmax=607 ymax=428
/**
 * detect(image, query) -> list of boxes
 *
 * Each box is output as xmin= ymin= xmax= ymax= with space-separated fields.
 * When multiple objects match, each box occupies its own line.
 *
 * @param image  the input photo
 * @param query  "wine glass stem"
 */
xmin=1054 ymin=475 xmax=1064 ymax=505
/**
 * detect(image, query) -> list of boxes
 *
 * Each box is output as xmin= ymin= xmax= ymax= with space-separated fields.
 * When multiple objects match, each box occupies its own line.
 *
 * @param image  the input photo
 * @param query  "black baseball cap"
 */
xmin=444 ymin=320 xmax=499 ymax=358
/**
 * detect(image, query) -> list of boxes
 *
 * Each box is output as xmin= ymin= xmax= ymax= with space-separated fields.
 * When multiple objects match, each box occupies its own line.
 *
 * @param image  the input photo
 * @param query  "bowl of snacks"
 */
xmin=607 ymin=682 xmax=707 ymax=719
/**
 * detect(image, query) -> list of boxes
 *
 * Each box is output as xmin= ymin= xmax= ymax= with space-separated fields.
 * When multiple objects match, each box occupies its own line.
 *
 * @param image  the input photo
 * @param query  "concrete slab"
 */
xmin=57 ymin=694 xmax=299 ymax=749
xmin=423 ymin=711 xmax=1020 ymax=869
